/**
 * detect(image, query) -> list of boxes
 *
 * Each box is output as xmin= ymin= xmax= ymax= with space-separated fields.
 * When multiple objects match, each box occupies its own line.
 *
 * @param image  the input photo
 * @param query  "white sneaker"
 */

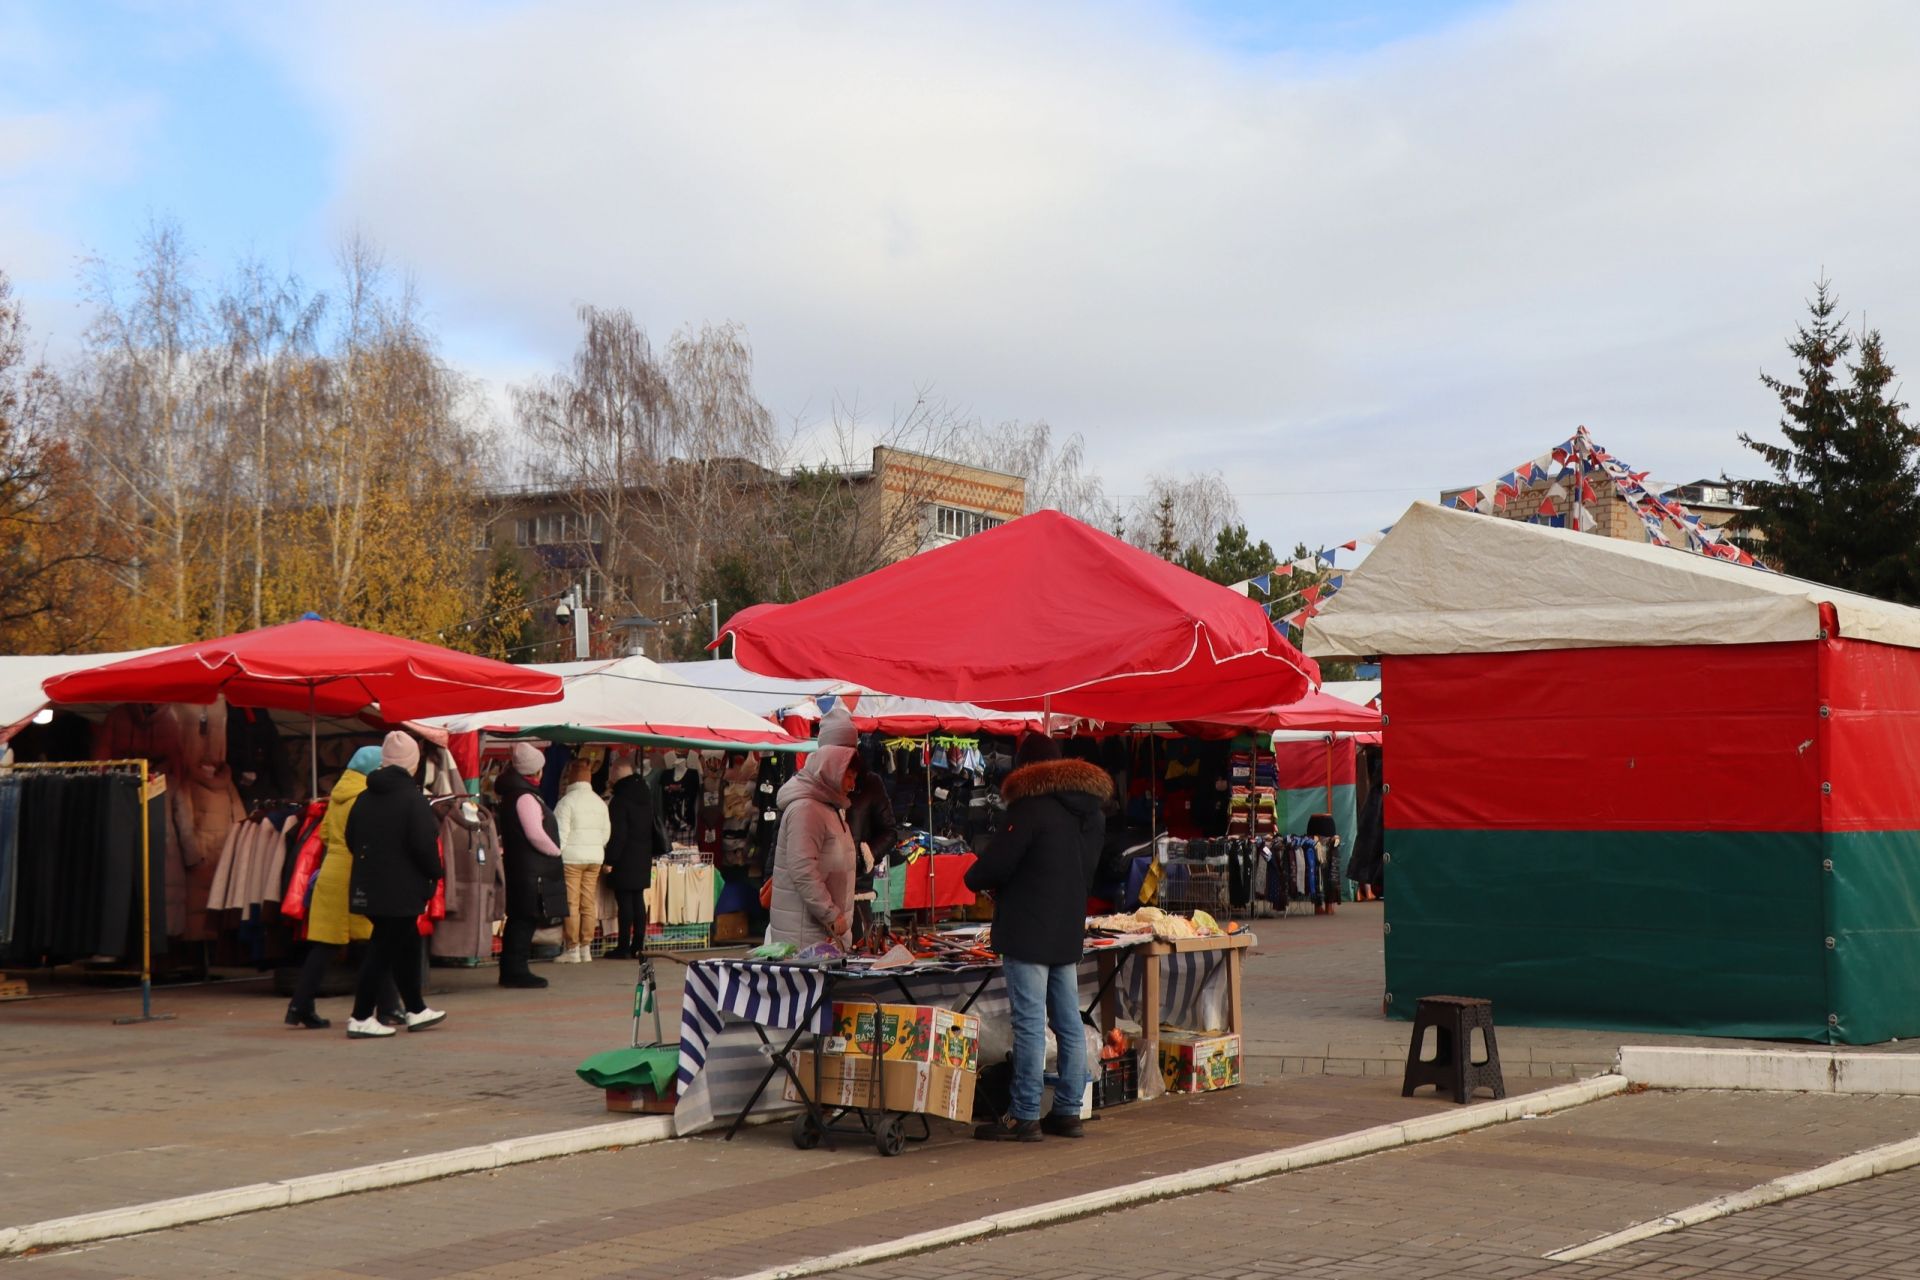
xmin=347 ymin=1017 xmax=396 ymax=1039
xmin=405 ymin=1008 xmax=447 ymax=1032
xmin=555 ymin=949 xmax=578 ymax=964
xmin=577 ymin=947 xmax=594 ymax=963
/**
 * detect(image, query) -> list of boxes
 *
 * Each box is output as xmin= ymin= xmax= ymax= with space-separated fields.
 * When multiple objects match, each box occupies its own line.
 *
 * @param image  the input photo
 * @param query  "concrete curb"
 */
xmin=730 ymin=1073 xmax=1631 ymax=1280
xmin=0 ymin=1114 xmax=677 ymax=1258
xmin=1546 ymin=1130 xmax=1920 ymax=1263
xmin=1617 ymin=1046 xmax=1920 ymax=1094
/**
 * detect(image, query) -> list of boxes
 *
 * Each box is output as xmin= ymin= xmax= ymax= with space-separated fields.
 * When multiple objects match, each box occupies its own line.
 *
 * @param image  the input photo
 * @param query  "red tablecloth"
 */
xmin=900 ymin=854 xmax=977 ymax=910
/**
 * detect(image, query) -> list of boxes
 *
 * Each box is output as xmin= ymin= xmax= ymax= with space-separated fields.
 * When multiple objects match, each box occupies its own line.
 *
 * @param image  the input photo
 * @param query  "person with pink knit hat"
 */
xmin=493 ymin=741 xmax=566 ymax=989
xmin=343 ymin=731 xmax=447 ymax=1038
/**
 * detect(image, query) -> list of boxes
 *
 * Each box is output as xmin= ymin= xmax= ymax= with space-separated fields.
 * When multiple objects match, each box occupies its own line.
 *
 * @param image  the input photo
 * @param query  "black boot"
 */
xmin=974 ymin=1116 xmax=1042 ymax=1142
xmin=285 ymin=1001 xmax=331 ymax=1030
xmin=1040 ymin=1113 xmax=1086 ymax=1139
xmin=500 ymin=971 xmax=549 ymax=989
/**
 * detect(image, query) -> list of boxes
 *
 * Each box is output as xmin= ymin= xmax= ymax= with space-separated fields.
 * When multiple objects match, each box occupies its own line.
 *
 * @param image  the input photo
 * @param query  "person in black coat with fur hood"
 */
xmin=966 ymin=734 xmax=1112 ymax=1142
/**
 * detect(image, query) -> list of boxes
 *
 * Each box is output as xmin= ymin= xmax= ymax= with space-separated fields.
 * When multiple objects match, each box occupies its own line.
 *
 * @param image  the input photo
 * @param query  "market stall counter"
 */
xmin=671 ymin=916 xmax=1253 ymax=1149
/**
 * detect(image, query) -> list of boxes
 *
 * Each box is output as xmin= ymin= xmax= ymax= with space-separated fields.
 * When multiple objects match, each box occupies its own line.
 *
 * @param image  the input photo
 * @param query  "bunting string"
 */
xmin=1236 ymin=424 xmax=1763 ymax=650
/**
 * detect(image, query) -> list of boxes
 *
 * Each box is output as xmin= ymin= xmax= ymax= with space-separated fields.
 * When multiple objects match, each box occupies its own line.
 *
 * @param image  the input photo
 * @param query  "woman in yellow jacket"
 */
xmin=286 ymin=747 xmax=401 ymax=1029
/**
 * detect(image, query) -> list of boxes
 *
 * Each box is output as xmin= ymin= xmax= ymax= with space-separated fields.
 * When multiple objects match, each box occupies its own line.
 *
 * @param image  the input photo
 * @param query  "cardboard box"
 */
xmin=712 ymin=911 xmax=750 ymax=943
xmin=826 ymin=1002 xmax=980 ymax=1067
xmin=603 ymin=1083 xmax=677 ymax=1114
xmin=784 ymin=1051 xmax=978 ymax=1122
xmin=1158 ymin=1031 xmax=1242 ymax=1094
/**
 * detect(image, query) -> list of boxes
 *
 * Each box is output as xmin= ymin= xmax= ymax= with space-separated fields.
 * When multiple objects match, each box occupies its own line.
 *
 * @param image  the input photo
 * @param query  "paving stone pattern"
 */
xmin=3 ymin=1072 xmax=1475 ymax=1279
xmin=1555 ymin=1164 xmax=1920 ymax=1280
xmin=836 ymin=1091 xmax=1920 ymax=1280
xmin=11 ymin=1089 xmax=1920 ymax=1279
xmin=13 ymin=906 xmax=1909 ymax=1232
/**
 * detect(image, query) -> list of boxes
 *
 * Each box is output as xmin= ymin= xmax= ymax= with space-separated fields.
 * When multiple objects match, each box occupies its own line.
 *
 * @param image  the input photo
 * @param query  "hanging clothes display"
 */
xmin=226 ymin=706 xmax=294 ymax=807
xmin=431 ymin=795 xmax=506 ymax=962
xmin=0 ymin=774 xmax=18 ymax=947
xmin=645 ymin=853 xmax=717 ymax=926
xmin=206 ymin=804 xmax=310 ymax=915
xmin=0 ymin=767 xmax=154 ymax=965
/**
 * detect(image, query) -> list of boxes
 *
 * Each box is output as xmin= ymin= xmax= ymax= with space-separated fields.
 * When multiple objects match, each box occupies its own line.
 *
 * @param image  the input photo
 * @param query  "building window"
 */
xmin=515 ymin=512 xmax=598 ymax=546
xmin=930 ymin=505 xmax=1003 ymax=540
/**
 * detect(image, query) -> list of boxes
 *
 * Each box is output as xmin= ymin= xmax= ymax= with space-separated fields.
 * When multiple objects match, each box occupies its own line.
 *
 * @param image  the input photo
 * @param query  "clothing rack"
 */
xmin=0 ymin=759 xmax=174 ymax=1024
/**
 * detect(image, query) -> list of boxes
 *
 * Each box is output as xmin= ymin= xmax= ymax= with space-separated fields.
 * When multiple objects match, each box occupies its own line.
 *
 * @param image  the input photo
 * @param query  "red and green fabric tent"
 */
xmin=1308 ymin=501 xmax=1920 ymax=1044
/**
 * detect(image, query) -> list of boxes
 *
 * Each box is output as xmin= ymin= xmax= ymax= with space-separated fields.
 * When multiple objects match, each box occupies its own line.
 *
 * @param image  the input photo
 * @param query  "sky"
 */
xmin=5 ymin=0 xmax=1919 ymax=556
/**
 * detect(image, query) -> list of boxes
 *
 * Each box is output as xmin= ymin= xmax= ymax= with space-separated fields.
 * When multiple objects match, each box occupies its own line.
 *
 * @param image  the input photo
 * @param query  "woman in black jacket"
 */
xmin=494 ymin=741 xmax=567 ymax=988
xmin=965 ymin=735 xmax=1112 ymax=1142
xmin=344 ymin=733 xmax=446 ymax=1039
xmin=604 ymin=757 xmax=668 ymax=958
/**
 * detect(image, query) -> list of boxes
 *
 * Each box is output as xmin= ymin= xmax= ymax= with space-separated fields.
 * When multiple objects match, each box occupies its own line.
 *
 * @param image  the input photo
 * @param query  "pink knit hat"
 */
xmin=381 ymin=731 xmax=421 ymax=774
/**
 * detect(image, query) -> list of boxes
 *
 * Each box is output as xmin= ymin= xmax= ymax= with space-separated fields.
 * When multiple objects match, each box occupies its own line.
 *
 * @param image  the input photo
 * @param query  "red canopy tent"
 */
xmin=720 ymin=510 xmax=1319 ymax=720
xmin=44 ymin=617 xmax=565 ymax=792
xmin=1169 ymin=687 xmax=1381 ymax=739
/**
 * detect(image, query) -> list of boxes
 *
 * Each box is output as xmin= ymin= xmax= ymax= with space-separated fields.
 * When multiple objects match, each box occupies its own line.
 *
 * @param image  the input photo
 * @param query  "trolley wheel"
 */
xmin=875 ymin=1115 xmax=907 ymax=1157
xmin=792 ymin=1113 xmax=823 ymax=1151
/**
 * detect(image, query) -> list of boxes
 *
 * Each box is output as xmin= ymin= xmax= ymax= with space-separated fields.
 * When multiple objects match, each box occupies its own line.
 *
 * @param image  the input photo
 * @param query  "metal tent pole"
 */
xmin=113 ymin=759 xmax=175 ymax=1025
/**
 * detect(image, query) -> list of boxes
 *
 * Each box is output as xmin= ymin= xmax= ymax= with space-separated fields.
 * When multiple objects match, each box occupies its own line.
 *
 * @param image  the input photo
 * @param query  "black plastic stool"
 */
xmin=1401 ymin=995 xmax=1505 ymax=1103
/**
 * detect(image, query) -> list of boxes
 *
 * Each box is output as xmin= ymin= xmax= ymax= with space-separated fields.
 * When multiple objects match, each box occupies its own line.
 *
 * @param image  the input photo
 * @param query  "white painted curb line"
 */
xmin=1617 ymin=1046 xmax=1920 ymax=1094
xmin=1547 ymin=1130 xmax=1920 ymax=1262
xmin=0 ymin=1114 xmax=676 ymax=1258
xmin=730 ymin=1073 xmax=1631 ymax=1280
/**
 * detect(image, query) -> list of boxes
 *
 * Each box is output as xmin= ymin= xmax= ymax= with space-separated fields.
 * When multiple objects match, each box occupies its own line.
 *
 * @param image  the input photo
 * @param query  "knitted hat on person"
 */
xmin=816 ymin=704 xmax=858 ymax=750
xmin=1015 ymin=733 xmax=1062 ymax=767
xmin=510 ymin=741 xmax=545 ymax=777
xmin=381 ymin=731 xmax=421 ymax=774
xmin=347 ymin=745 xmax=384 ymax=775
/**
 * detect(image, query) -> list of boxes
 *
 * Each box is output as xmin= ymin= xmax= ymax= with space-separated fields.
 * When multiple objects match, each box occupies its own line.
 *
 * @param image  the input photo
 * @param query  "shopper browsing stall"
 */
xmin=766 ymin=744 xmax=859 ymax=949
xmin=814 ymin=707 xmax=897 ymax=938
xmin=965 ymin=735 xmax=1112 ymax=1142
xmin=604 ymin=757 xmax=667 ymax=958
xmin=343 ymin=732 xmax=447 ymax=1039
xmin=495 ymin=742 xmax=566 ymax=989
xmin=554 ymin=759 xmax=611 ymax=963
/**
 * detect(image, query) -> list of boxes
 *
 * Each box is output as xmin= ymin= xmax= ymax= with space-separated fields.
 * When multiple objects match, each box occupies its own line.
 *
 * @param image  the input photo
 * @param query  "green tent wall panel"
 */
xmin=1384 ymin=829 xmax=1830 ymax=1039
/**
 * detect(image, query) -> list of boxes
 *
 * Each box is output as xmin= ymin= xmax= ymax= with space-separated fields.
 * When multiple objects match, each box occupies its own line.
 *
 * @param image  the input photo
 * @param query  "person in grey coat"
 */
xmin=766 ymin=744 xmax=859 ymax=949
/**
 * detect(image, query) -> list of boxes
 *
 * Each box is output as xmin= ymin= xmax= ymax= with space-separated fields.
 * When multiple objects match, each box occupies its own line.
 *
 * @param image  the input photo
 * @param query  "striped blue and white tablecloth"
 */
xmin=669 ymin=941 xmax=1239 ymax=1134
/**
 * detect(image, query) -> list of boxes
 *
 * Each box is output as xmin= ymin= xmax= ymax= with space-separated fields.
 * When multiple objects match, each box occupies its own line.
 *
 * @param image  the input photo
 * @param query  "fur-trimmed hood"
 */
xmin=1000 ymin=758 xmax=1114 ymax=807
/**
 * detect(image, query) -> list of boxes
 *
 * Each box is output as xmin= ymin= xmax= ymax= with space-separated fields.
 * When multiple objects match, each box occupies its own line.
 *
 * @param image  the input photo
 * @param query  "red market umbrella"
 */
xmin=1171 ymin=687 xmax=1382 ymax=738
xmin=720 ymin=510 xmax=1319 ymax=722
xmin=44 ymin=617 xmax=565 ymax=792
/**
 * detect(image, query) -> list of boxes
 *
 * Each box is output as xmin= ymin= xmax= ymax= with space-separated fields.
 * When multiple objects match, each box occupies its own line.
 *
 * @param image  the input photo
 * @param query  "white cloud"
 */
xmin=252 ymin=0 xmax=1920 ymax=548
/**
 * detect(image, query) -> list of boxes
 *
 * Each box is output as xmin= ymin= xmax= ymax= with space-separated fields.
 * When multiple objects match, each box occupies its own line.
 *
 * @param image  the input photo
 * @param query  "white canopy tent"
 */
xmin=1305 ymin=500 xmax=1920 ymax=658
xmin=416 ymin=654 xmax=809 ymax=751
xmin=0 ymin=649 xmax=169 ymax=738
xmin=653 ymin=659 xmax=838 ymax=722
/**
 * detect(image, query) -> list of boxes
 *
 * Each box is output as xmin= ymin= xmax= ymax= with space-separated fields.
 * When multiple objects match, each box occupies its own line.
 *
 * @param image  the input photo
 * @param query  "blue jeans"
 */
xmin=1003 ymin=958 xmax=1087 ymax=1122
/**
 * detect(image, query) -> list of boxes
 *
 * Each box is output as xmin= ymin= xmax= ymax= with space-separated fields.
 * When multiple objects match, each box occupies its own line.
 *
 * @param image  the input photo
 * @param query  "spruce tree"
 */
xmin=1739 ymin=280 xmax=1920 ymax=602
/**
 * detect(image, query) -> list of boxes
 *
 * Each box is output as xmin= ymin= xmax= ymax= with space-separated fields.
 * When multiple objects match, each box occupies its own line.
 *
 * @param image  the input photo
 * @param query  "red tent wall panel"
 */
xmin=1271 ymin=740 xmax=1356 ymax=791
xmin=1820 ymin=636 xmax=1920 ymax=831
xmin=1385 ymin=643 xmax=1822 ymax=833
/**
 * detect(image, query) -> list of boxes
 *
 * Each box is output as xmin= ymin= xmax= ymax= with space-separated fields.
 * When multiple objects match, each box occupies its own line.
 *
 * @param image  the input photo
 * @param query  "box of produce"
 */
xmin=1158 ymin=1030 xmax=1242 ymax=1094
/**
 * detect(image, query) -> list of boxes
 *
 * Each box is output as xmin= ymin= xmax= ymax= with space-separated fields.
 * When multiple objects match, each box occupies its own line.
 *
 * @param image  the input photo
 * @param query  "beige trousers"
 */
xmin=563 ymin=863 xmax=601 ymax=949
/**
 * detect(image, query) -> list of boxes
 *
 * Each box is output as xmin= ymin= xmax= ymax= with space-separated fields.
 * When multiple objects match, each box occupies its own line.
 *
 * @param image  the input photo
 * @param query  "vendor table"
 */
xmin=673 ymin=931 xmax=1254 ymax=1136
xmin=1121 ymin=933 xmax=1252 ymax=1090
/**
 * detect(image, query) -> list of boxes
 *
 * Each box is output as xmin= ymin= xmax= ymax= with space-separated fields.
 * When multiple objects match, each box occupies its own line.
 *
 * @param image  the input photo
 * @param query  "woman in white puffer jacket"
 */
xmin=554 ymin=760 xmax=613 ymax=963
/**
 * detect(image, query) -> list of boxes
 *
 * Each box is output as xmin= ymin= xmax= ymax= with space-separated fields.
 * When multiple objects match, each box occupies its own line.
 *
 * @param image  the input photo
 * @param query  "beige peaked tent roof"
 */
xmin=1304 ymin=500 xmax=1920 ymax=658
